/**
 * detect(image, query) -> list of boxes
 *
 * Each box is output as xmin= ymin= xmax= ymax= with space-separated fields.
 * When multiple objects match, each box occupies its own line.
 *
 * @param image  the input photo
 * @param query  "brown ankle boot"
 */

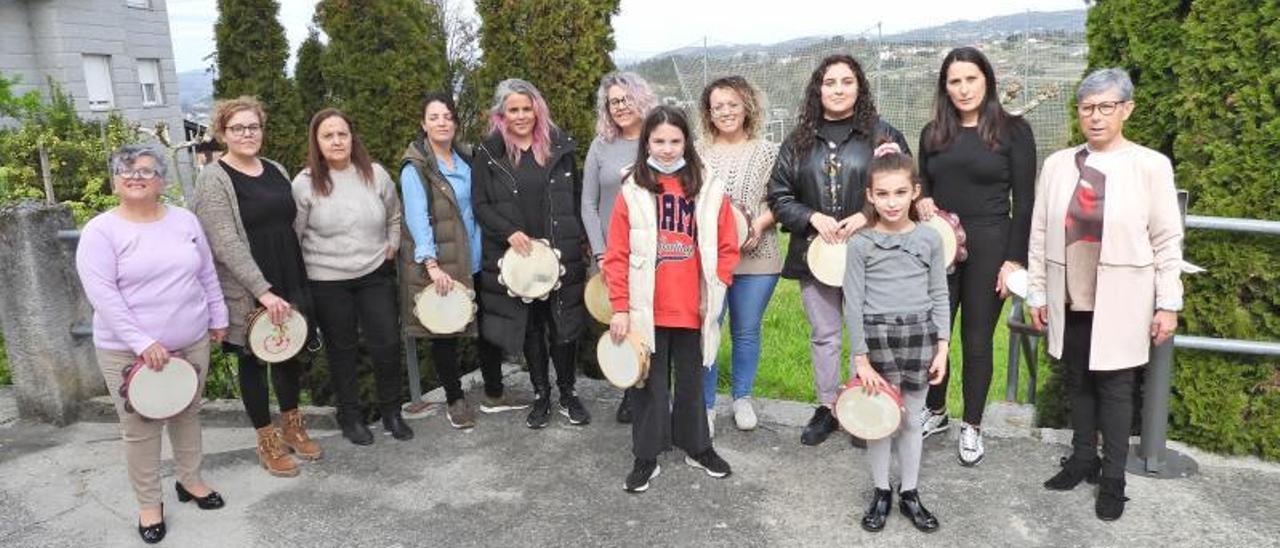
xmin=280 ymin=409 xmax=323 ymax=461
xmin=255 ymin=425 xmax=299 ymax=478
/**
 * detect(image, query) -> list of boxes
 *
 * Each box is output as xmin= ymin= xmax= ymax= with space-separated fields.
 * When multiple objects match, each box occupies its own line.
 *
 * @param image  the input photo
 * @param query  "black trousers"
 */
xmin=926 ymin=219 xmax=1007 ymax=425
xmin=431 ymin=274 xmax=505 ymax=403
xmin=524 ymin=299 xmax=577 ymax=399
xmin=226 ymin=343 xmax=302 ymax=429
xmin=310 ymin=262 xmax=404 ymax=416
xmin=629 ymin=327 xmax=711 ymax=460
xmin=1064 ymin=310 xmax=1138 ymax=480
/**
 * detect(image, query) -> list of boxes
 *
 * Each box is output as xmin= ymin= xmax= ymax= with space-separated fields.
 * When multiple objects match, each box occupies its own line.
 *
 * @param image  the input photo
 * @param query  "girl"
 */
xmin=603 ymin=106 xmax=740 ymax=493
xmin=843 ymin=151 xmax=949 ymax=533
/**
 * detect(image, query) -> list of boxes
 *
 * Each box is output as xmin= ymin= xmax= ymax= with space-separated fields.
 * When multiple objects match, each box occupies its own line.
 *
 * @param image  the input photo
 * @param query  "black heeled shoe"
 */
xmin=860 ymin=488 xmax=893 ymax=532
xmin=137 ymin=504 xmax=166 ymax=544
xmin=898 ymin=489 xmax=940 ymax=533
xmin=176 ymin=482 xmax=225 ymax=510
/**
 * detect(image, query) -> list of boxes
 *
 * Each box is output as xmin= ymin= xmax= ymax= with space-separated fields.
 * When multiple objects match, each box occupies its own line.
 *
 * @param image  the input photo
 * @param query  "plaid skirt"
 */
xmin=863 ymin=313 xmax=938 ymax=392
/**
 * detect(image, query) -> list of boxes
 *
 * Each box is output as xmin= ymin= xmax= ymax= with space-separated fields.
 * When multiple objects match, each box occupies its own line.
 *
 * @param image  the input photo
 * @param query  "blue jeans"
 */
xmin=703 ymin=273 xmax=779 ymax=407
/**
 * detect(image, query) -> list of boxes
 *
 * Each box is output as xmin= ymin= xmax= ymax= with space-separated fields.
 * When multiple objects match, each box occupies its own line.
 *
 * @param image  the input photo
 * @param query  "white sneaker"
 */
xmin=920 ymin=408 xmax=951 ymax=438
xmin=958 ymin=422 xmax=985 ymax=466
xmin=733 ymin=398 xmax=758 ymax=431
xmin=707 ymin=409 xmax=716 ymax=438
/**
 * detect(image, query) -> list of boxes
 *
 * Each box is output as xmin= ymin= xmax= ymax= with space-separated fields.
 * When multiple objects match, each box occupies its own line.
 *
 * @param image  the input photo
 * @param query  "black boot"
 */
xmin=860 ymin=488 xmax=893 ymax=532
xmin=616 ymin=390 xmax=633 ymax=424
xmin=381 ymin=407 xmax=414 ymax=441
xmin=898 ymin=489 xmax=940 ymax=533
xmin=1043 ymin=456 xmax=1101 ymax=491
xmin=801 ymin=406 xmax=839 ymax=446
xmin=1096 ymin=477 xmax=1129 ymax=521
xmin=338 ymin=409 xmax=373 ymax=446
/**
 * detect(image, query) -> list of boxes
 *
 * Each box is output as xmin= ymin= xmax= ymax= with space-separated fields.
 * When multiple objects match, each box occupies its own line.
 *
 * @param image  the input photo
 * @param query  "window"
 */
xmin=82 ymin=55 xmax=114 ymax=111
xmin=137 ymin=59 xmax=163 ymax=106
xmin=126 ymin=0 xmax=151 ymax=8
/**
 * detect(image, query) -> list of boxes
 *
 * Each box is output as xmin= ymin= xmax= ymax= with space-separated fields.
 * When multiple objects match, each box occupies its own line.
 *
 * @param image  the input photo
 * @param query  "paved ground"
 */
xmin=1 ymin=380 xmax=1278 ymax=548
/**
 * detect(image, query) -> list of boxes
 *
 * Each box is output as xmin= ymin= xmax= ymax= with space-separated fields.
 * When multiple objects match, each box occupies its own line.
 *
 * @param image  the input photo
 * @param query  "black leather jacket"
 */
xmin=766 ymin=118 xmax=910 ymax=280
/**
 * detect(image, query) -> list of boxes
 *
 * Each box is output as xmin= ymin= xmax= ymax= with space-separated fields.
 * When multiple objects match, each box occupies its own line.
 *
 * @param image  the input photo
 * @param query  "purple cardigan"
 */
xmin=75 ymin=205 xmax=229 ymax=354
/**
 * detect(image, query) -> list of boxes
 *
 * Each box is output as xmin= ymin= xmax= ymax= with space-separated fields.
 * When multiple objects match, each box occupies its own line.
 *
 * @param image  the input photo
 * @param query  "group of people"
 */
xmin=74 ymin=46 xmax=1183 ymax=543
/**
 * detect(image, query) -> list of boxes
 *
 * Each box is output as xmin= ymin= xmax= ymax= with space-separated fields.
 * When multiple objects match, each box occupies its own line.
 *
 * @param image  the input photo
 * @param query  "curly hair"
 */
xmin=787 ymin=54 xmax=878 ymax=155
xmin=594 ymin=71 xmax=657 ymax=143
xmin=698 ymin=75 xmax=765 ymax=141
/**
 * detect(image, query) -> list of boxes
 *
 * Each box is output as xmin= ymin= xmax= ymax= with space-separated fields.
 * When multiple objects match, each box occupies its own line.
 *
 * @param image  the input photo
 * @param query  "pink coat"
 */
xmin=1027 ymin=143 xmax=1184 ymax=370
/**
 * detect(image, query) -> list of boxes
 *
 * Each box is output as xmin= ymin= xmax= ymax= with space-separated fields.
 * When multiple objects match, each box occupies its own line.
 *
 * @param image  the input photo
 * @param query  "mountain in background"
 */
xmin=177 ymin=69 xmax=214 ymax=121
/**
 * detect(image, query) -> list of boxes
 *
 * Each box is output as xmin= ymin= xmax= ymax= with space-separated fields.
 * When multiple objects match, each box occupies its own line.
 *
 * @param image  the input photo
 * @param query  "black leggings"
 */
xmin=926 ymin=219 xmax=1007 ymax=425
xmin=310 ymin=262 xmax=404 ymax=415
xmin=228 ymin=344 xmax=302 ymax=429
xmin=524 ymin=299 xmax=577 ymax=399
xmin=1064 ymin=311 xmax=1137 ymax=479
xmin=429 ymin=273 xmax=506 ymax=404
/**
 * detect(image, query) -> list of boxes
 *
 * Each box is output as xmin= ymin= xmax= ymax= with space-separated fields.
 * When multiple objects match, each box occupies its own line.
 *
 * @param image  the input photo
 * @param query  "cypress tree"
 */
xmin=473 ymin=0 xmax=620 ymax=160
xmin=315 ymin=0 xmax=449 ymax=167
xmin=295 ymin=26 xmax=328 ymax=120
xmin=213 ymin=0 xmax=306 ymax=171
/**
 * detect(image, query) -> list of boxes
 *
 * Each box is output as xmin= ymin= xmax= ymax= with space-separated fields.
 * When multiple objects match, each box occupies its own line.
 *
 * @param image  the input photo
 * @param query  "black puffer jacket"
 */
xmin=472 ymin=129 xmax=588 ymax=353
xmin=766 ymin=117 xmax=910 ymax=280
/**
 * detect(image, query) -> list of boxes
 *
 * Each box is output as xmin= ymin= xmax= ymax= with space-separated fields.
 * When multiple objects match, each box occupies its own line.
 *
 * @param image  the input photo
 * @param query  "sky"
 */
xmin=167 ymin=0 xmax=1088 ymax=73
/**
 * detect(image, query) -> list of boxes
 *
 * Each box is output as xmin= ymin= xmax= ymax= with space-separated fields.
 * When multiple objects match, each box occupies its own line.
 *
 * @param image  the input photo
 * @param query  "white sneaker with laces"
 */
xmin=920 ymin=407 xmax=950 ymax=438
xmin=958 ymin=422 xmax=985 ymax=466
xmin=733 ymin=397 xmax=758 ymax=431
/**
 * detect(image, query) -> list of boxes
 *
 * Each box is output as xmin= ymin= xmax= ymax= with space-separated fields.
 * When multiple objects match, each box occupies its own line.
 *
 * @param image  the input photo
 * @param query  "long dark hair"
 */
xmin=417 ymin=91 xmax=457 ymax=141
xmin=630 ymin=105 xmax=704 ymax=198
xmin=306 ymin=108 xmax=375 ymax=197
xmin=926 ymin=47 xmax=1017 ymax=151
xmin=861 ymin=151 xmax=923 ymax=227
xmin=788 ymin=54 xmax=878 ymax=155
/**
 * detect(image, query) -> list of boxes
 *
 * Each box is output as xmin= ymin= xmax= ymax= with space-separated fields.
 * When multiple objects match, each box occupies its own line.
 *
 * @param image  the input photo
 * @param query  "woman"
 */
xmin=399 ymin=92 xmax=528 ymax=429
xmin=293 ymin=108 xmax=411 ymax=445
xmin=76 ymin=146 xmax=228 ymax=543
xmin=696 ymin=76 xmax=780 ymax=435
xmin=193 ymin=96 xmax=322 ymax=478
xmin=915 ymin=47 xmax=1037 ymax=466
xmin=473 ymin=78 xmax=590 ymax=429
xmin=766 ymin=54 xmax=910 ymax=446
xmin=1029 ymin=68 xmax=1183 ymax=521
xmin=582 ymin=71 xmax=657 ymax=424
xmin=603 ymin=105 xmax=739 ymax=493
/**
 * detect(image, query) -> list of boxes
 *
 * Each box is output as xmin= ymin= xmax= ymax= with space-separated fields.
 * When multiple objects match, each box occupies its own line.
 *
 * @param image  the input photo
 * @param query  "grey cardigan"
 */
xmin=191 ymin=159 xmax=289 ymax=346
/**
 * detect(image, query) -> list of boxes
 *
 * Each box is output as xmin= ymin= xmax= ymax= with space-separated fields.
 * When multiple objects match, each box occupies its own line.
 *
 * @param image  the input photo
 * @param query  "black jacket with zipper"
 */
xmin=472 ymin=129 xmax=588 ymax=353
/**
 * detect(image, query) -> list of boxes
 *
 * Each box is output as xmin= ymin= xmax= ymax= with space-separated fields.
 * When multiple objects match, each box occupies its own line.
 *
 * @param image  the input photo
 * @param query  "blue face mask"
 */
xmin=646 ymin=155 xmax=687 ymax=175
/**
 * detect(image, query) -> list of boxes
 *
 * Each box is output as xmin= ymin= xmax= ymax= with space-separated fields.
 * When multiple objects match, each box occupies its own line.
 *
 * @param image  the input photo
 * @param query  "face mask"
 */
xmin=646 ymin=155 xmax=686 ymax=175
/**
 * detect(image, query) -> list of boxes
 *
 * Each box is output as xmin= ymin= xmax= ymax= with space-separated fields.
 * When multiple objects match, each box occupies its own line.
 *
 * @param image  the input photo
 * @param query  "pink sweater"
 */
xmin=76 ymin=206 xmax=229 ymax=354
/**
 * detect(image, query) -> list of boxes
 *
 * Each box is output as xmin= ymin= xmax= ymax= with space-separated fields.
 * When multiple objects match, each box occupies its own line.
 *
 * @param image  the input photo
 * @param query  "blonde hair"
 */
xmin=211 ymin=96 xmax=267 ymax=142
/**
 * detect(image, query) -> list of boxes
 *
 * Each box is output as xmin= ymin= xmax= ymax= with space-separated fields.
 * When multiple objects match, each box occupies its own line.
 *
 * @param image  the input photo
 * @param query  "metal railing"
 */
xmin=1005 ymin=195 xmax=1280 ymax=479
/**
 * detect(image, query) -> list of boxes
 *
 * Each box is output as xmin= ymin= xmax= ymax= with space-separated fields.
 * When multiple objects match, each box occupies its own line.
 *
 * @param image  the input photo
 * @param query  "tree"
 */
xmin=473 ymin=0 xmax=620 ymax=160
xmin=315 ymin=0 xmax=450 ymax=167
xmin=213 ymin=0 xmax=306 ymax=171
xmin=428 ymin=0 xmax=484 ymax=141
xmin=295 ymin=26 xmax=328 ymax=119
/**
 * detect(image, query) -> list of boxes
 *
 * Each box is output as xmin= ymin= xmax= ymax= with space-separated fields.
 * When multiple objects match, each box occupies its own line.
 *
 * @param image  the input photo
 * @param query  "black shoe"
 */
xmin=559 ymin=393 xmax=591 ymax=425
xmin=898 ymin=489 xmax=940 ymax=533
xmin=175 ymin=482 xmax=225 ymax=510
xmin=801 ymin=406 xmax=839 ymax=446
xmin=850 ymin=434 xmax=867 ymax=448
xmin=1043 ymin=456 xmax=1101 ymax=491
xmin=623 ymin=459 xmax=661 ymax=493
xmin=338 ymin=411 xmax=374 ymax=446
xmin=684 ymin=448 xmax=732 ymax=478
xmin=860 ymin=488 xmax=892 ymax=532
xmin=1096 ymin=477 xmax=1129 ymax=521
xmin=381 ymin=408 xmax=415 ymax=440
xmin=526 ymin=394 xmax=552 ymax=429
xmin=137 ymin=505 xmax=166 ymax=544
xmin=616 ymin=391 xmax=633 ymax=424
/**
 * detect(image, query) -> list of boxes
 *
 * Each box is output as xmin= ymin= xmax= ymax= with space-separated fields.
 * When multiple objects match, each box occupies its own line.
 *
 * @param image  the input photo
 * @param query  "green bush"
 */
xmin=0 ymin=332 xmax=11 ymax=385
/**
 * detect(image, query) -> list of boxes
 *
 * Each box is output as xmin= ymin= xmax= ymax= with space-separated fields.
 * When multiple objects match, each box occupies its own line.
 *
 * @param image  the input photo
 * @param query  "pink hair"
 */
xmin=488 ymin=79 xmax=555 ymax=166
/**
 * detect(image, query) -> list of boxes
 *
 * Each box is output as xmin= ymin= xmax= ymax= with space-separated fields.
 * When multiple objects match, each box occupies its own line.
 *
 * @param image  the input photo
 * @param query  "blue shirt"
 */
xmin=400 ymin=149 xmax=482 ymax=273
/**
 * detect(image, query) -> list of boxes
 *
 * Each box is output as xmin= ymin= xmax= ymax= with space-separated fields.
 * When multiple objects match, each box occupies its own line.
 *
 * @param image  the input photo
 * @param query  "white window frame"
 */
xmin=82 ymin=55 xmax=115 ymax=111
xmin=137 ymin=59 xmax=163 ymax=107
xmin=125 ymin=0 xmax=151 ymax=9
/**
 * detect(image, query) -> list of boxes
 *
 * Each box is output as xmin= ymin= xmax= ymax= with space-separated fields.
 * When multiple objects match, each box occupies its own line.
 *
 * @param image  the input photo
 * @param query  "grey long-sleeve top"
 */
xmin=581 ymin=136 xmax=640 ymax=258
xmin=843 ymin=224 xmax=951 ymax=355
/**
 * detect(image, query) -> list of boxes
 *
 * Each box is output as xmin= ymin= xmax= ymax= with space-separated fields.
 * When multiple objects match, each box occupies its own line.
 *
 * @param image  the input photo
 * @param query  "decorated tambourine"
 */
xmin=247 ymin=308 xmax=309 ymax=363
xmin=498 ymin=239 xmax=565 ymax=302
xmin=413 ymin=284 xmax=477 ymax=335
xmin=120 ymin=356 xmax=198 ymax=420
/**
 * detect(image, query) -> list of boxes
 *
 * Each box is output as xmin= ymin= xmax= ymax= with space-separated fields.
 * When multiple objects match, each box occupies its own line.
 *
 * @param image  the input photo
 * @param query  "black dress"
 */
xmin=222 ymin=160 xmax=312 ymax=314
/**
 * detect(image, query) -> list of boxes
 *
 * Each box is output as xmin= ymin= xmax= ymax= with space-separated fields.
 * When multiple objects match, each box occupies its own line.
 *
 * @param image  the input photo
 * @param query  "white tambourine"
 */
xmin=806 ymin=237 xmax=847 ymax=287
xmin=414 ymin=284 xmax=477 ymax=335
xmin=497 ymin=239 xmax=564 ymax=302
xmin=596 ymin=332 xmax=650 ymax=389
xmin=247 ymin=308 xmax=308 ymax=363
xmin=121 ymin=357 xmax=199 ymax=420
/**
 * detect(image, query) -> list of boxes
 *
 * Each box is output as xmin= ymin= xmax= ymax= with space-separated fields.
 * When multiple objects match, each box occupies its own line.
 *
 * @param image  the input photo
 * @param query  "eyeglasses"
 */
xmin=607 ymin=97 xmax=632 ymax=109
xmin=227 ymin=124 xmax=263 ymax=137
xmin=1076 ymin=101 xmax=1126 ymax=117
xmin=711 ymin=102 xmax=743 ymax=114
xmin=115 ymin=167 xmax=159 ymax=180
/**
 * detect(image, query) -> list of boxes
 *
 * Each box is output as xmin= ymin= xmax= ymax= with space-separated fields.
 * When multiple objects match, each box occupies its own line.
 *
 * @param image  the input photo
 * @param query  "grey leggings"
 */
xmin=867 ymin=387 xmax=927 ymax=491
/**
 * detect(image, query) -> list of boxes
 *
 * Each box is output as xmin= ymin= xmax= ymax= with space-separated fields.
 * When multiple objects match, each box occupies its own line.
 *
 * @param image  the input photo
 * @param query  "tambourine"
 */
xmin=833 ymin=376 xmax=905 ymax=441
xmin=247 ymin=308 xmax=309 ymax=363
xmin=120 ymin=356 xmax=199 ymax=420
xmin=498 ymin=239 xmax=564 ymax=302
xmin=806 ymin=236 xmax=847 ymax=287
xmin=596 ymin=332 xmax=650 ymax=389
xmin=414 ymin=284 xmax=477 ymax=335
xmin=922 ymin=209 xmax=969 ymax=271
xmin=1005 ymin=268 xmax=1029 ymax=300
xmin=729 ymin=202 xmax=752 ymax=250
xmin=585 ymin=271 xmax=614 ymax=325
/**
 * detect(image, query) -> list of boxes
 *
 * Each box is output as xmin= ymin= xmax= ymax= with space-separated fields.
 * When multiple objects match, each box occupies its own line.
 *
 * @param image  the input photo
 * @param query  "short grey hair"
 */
xmin=1077 ymin=68 xmax=1134 ymax=103
xmin=109 ymin=145 xmax=168 ymax=178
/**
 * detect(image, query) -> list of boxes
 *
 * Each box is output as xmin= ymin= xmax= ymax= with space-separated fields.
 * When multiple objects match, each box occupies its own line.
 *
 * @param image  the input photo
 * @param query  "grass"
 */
xmin=0 ymin=332 xmax=9 ymax=385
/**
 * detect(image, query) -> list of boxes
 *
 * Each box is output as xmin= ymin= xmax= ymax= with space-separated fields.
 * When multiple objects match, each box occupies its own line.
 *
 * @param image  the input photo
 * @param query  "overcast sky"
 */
xmin=167 ymin=0 xmax=1088 ymax=73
